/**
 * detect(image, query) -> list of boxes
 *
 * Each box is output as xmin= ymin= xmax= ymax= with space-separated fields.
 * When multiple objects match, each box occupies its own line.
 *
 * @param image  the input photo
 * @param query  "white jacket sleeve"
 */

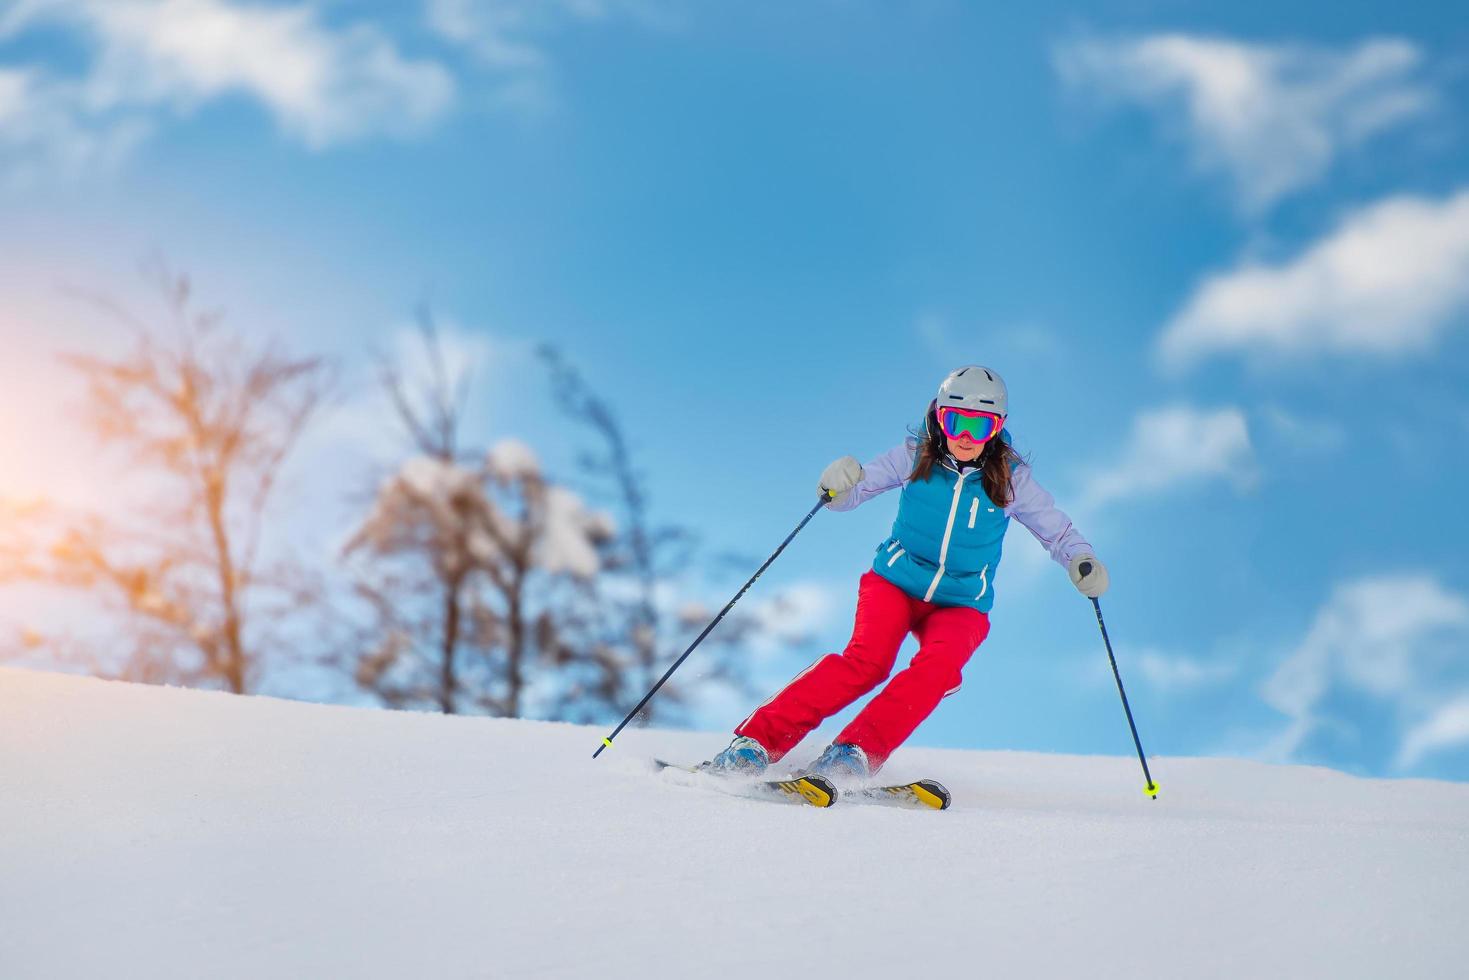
xmin=1004 ymin=462 xmax=1092 ymax=567
xmin=826 ymin=441 xmax=915 ymax=513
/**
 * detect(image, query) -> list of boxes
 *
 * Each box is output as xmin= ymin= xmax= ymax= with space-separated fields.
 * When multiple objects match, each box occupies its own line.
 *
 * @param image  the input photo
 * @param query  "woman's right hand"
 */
xmin=819 ymin=456 xmax=864 ymax=504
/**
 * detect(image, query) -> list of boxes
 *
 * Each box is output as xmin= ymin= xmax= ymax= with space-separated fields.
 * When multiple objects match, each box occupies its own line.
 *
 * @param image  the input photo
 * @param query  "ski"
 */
xmin=843 ymin=778 xmax=951 ymax=810
xmin=652 ymin=759 xmax=837 ymax=808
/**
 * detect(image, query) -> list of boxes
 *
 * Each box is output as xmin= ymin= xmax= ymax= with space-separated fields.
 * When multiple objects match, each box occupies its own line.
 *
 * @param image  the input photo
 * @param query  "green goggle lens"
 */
xmin=938 ymin=408 xmax=1002 ymax=442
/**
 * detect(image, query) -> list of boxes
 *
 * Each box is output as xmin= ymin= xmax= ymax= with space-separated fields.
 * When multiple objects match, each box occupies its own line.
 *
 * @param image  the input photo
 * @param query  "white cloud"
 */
xmin=427 ymin=0 xmax=557 ymax=71
xmin=0 ymin=0 xmax=455 ymax=180
xmin=1082 ymin=405 xmax=1255 ymax=509
xmin=915 ymin=312 xmax=1063 ymax=367
xmin=1262 ymin=574 xmax=1469 ymax=766
xmin=1397 ymin=697 xmax=1469 ymax=769
xmin=1159 ymin=190 xmax=1469 ymax=370
xmin=0 ymin=65 xmax=151 ymax=184
xmin=745 ymin=581 xmax=838 ymax=657
xmin=914 ymin=312 xmax=950 ymax=358
xmin=425 ymin=0 xmax=666 ymax=112
xmin=1258 ymin=405 xmax=1346 ymax=455
xmin=0 ymin=66 xmax=25 ymax=115
xmin=1135 ymin=648 xmax=1237 ymax=692
xmin=1054 ymin=34 xmax=1433 ymax=212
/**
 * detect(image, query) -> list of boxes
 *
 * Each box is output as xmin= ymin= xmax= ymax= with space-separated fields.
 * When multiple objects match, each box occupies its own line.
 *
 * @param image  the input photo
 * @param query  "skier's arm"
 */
xmin=1004 ymin=463 xmax=1093 ymax=567
xmin=825 ymin=442 xmax=914 ymax=512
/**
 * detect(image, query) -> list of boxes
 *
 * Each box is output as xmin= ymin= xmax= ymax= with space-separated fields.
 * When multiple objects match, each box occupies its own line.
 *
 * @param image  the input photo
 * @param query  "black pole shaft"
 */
xmin=1089 ymin=595 xmax=1158 ymax=796
xmin=593 ymin=496 xmax=829 ymax=758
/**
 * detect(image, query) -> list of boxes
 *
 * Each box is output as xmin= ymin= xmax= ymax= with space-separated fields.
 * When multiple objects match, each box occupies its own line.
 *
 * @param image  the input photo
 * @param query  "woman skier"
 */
xmin=709 ymin=365 xmax=1108 ymax=781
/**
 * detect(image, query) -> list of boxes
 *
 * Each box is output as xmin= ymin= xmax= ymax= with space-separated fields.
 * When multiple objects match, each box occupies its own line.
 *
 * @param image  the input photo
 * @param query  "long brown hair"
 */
xmin=908 ymin=402 xmax=1024 ymax=506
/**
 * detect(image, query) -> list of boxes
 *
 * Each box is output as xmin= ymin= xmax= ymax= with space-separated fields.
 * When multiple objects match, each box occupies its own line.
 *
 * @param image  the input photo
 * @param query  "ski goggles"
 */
xmin=937 ymin=406 xmax=1005 ymax=443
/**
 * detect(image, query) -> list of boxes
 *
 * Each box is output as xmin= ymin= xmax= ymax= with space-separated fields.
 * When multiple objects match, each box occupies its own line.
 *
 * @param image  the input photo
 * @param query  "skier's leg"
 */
xmin=734 ymin=570 xmax=913 ymax=762
xmin=835 ymin=603 xmax=989 ymax=771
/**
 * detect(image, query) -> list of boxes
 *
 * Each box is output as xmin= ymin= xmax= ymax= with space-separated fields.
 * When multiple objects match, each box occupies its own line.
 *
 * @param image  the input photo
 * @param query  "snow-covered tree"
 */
xmin=344 ymin=439 xmax=616 ymax=715
xmin=341 ymin=314 xmax=617 ymax=716
xmin=342 ymin=319 xmax=820 ymax=723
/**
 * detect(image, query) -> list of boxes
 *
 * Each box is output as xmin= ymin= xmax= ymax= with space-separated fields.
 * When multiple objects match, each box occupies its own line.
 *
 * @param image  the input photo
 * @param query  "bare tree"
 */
xmin=357 ymin=308 xmax=473 ymax=713
xmin=18 ymin=263 xmax=331 ymax=693
xmin=538 ymin=347 xmax=801 ymax=727
xmin=0 ymin=500 xmax=47 ymax=583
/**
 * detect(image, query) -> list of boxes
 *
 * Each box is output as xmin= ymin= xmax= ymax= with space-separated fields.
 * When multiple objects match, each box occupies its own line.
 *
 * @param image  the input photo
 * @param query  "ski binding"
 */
xmin=653 ymin=759 xmax=837 ymax=808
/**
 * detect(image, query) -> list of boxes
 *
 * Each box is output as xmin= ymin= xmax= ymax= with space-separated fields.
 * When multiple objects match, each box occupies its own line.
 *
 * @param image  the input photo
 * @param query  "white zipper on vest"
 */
xmin=887 ymin=547 xmax=905 ymax=567
xmin=968 ymin=498 xmax=979 ymax=529
xmin=975 ymin=564 xmax=989 ymax=600
xmin=924 ymin=470 xmax=971 ymax=602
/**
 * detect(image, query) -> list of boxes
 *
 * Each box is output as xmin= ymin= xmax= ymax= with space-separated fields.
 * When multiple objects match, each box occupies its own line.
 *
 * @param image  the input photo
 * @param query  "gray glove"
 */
xmin=1068 ymin=554 xmax=1109 ymax=598
xmin=818 ymin=456 xmax=864 ymax=504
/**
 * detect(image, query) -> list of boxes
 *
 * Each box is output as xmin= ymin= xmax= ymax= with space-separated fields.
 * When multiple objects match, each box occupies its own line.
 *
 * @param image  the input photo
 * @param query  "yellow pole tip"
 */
xmin=602 ymin=737 xmax=613 ymax=748
xmin=1144 ymin=783 xmax=1160 ymax=798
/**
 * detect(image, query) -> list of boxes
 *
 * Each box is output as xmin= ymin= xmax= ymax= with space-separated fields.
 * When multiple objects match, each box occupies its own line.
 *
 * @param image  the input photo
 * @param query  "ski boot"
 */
xmin=706 ymin=735 xmax=770 ymax=776
xmin=805 ymin=742 xmax=871 ymax=783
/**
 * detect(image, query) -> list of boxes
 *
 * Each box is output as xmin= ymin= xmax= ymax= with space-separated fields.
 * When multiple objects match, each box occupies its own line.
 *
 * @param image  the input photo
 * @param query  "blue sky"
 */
xmin=2 ymin=0 xmax=1468 ymax=781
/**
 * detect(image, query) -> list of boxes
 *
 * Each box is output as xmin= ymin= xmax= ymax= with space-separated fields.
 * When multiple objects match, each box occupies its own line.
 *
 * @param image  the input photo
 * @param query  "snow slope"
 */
xmin=3 ymin=667 xmax=1467 ymax=979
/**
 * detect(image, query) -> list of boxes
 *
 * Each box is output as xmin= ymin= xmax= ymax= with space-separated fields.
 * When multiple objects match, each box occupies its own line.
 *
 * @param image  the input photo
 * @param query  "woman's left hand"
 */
xmin=1068 ymin=554 xmax=1109 ymax=598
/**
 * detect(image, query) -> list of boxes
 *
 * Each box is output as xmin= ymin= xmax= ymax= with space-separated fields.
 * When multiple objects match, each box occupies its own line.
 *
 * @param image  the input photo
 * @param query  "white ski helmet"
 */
xmin=936 ymin=365 xmax=1007 ymax=417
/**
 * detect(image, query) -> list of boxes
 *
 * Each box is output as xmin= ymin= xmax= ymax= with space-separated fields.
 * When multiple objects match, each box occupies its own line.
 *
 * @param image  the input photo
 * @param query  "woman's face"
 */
xmin=946 ymin=434 xmax=985 ymax=462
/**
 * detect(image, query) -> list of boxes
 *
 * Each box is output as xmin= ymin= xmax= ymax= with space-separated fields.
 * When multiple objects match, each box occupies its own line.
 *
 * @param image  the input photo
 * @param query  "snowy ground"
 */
xmin=3 ymin=667 xmax=1468 ymax=979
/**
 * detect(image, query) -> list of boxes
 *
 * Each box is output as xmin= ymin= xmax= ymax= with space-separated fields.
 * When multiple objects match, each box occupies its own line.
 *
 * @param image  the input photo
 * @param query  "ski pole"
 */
xmin=592 ymin=492 xmax=832 ymax=758
xmin=1079 ymin=563 xmax=1158 ymax=799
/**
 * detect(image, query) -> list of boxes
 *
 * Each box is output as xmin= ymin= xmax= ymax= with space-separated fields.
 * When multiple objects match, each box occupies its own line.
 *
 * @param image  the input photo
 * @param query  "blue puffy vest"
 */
xmin=871 ymin=436 xmax=1011 ymax=613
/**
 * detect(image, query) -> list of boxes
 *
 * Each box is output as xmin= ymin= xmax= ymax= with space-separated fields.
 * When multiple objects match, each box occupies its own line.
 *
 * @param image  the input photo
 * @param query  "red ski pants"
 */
xmin=735 ymin=570 xmax=990 ymax=771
